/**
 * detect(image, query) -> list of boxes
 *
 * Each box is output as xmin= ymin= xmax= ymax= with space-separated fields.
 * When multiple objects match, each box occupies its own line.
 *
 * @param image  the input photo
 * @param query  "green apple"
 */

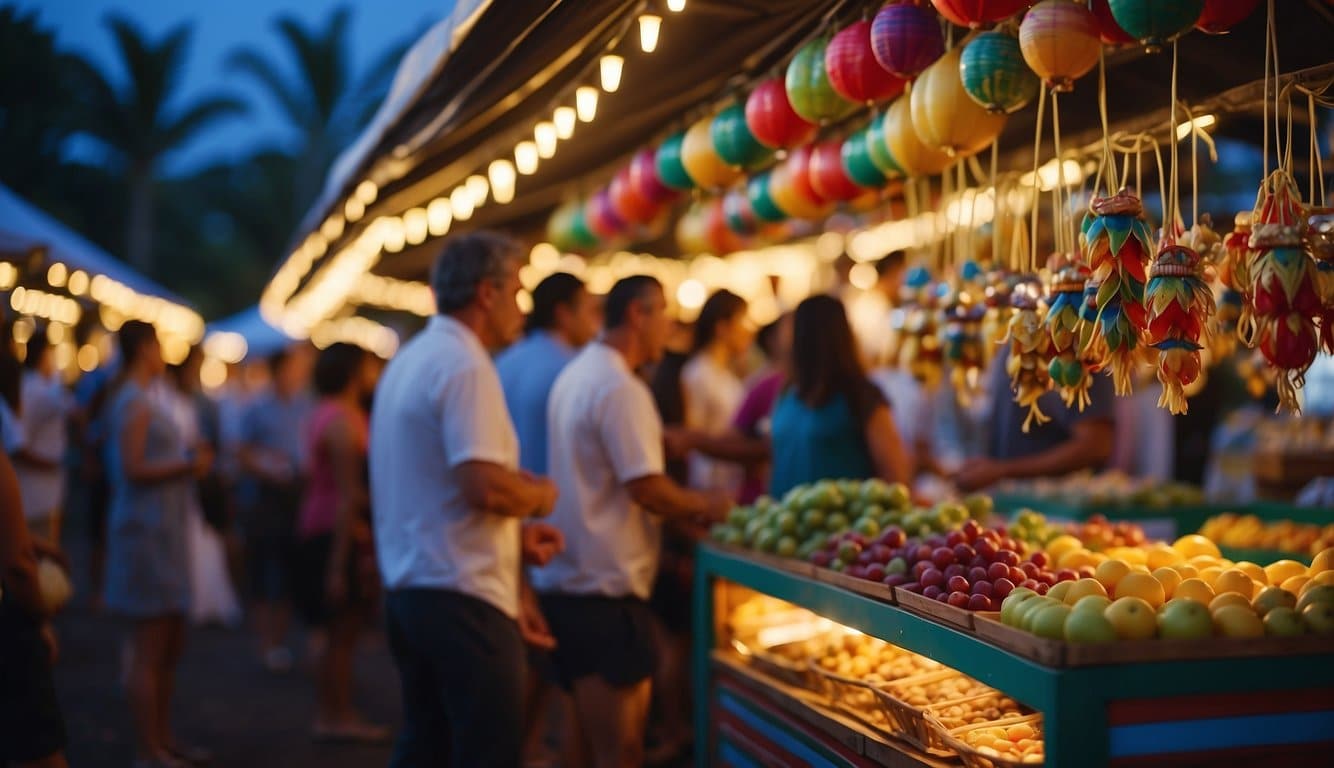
xmin=776 ymin=536 xmax=798 ymax=558
xmin=727 ymin=507 xmax=750 ymax=527
xmin=754 ymin=529 xmax=779 ymax=553
xmin=1296 ymin=585 xmax=1334 ymax=613
xmin=1157 ymin=598 xmax=1213 ymax=640
xmin=855 ymin=517 xmax=881 ymax=538
xmin=883 ymin=483 xmax=911 ymax=511
xmin=1064 ymin=609 xmax=1118 ymax=644
xmin=886 ymin=557 xmax=908 ymax=576
xmin=1071 ymin=595 xmax=1113 ymax=615
xmin=801 ymin=508 xmax=827 ymax=530
xmin=1263 ymin=607 xmax=1307 ymax=637
xmin=1000 ymin=589 xmax=1038 ymax=626
xmin=1016 ymin=597 xmax=1059 ymax=632
xmin=1301 ymin=601 xmax=1334 ymax=635
xmin=776 ymin=511 xmax=798 ymax=535
xmin=1030 ymin=604 xmax=1072 ymax=640
xmin=963 ymin=494 xmax=994 ymax=521
xmin=826 ymin=513 xmax=850 ymax=532
xmin=1251 ymin=586 xmax=1297 ymax=617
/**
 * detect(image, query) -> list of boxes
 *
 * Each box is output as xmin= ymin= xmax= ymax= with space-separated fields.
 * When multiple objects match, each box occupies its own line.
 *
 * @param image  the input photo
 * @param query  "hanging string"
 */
xmin=1188 ymin=105 xmax=1199 ymax=228
xmin=990 ymin=139 xmax=1000 ymax=268
xmin=941 ymin=167 xmax=953 ymax=272
xmin=1121 ymin=146 xmax=1132 ymax=195
xmin=1309 ymin=91 xmax=1327 ymax=207
xmin=1030 ymin=86 xmax=1049 ymax=275
xmin=1097 ymin=49 xmax=1119 ymax=194
xmin=1166 ymin=41 xmax=1180 ymax=244
xmin=1263 ymin=0 xmax=1274 ymax=179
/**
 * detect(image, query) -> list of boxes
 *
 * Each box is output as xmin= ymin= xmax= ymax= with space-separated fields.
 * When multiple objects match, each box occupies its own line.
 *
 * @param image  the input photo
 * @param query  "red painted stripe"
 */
xmin=1108 ymin=740 xmax=1334 ymax=767
xmin=1107 ymin=688 xmax=1334 ymax=724
xmin=714 ymin=709 xmax=807 ymax=768
xmin=715 ymin=676 xmax=879 ymax=767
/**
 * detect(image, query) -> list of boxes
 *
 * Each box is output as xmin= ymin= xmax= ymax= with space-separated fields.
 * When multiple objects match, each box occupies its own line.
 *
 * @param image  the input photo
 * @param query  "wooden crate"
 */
xmin=894 ymin=589 xmax=978 ymax=631
xmin=814 ymin=567 xmax=898 ymax=604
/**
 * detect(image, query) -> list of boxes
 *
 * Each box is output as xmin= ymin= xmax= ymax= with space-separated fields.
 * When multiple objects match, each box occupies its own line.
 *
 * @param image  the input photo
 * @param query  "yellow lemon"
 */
xmin=1063 ymin=578 xmax=1109 ymax=606
xmin=1211 ymin=604 xmax=1264 ymax=638
xmin=1044 ymin=535 xmax=1083 ymax=561
xmin=1058 ymin=549 xmax=1098 ymax=571
xmin=1130 ymin=564 xmax=1151 ymax=574
xmin=1095 ymin=560 xmax=1132 ymax=592
xmin=1047 ymin=581 xmax=1073 ymax=603
xmin=1309 ymin=571 xmax=1334 ymax=589
xmin=1190 ymin=554 xmax=1222 ymax=569
xmin=1214 ymin=569 xmax=1257 ymax=598
xmin=1175 ymin=578 xmax=1216 ymax=605
xmin=1311 ymin=548 xmax=1334 ymax=575
xmin=1208 ymin=592 xmax=1251 ymax=614
xmin=1234 ymin=561 xmax=1266 ymax=585
xmin=1264 ymin=559 xmax=1308 ymax=586
xmin=1152 ymin=567 xmax=1183 ymax=599
xmin=1115 ymin=572 xmax=1166 ymax=608
xmin=1172 ymin=563 xmax=1200 ymax=580
xmin=1173 ymin=534 xmax=1221 ymax=560
xmin=1105 ymin=596 xmax=1158 ymax=640
xmin=1281 ymin=575 xmax=1311 ymax=595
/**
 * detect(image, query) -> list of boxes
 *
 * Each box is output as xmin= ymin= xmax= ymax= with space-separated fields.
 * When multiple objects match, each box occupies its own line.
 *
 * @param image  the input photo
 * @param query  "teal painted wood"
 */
xmin=694 ymin=543 xmax=715 ymax=768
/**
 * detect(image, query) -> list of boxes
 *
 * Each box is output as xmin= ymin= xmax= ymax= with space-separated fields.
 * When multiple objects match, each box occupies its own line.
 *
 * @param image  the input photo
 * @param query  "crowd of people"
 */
xmin=1 ymin=230 xmax=1124 ymax=768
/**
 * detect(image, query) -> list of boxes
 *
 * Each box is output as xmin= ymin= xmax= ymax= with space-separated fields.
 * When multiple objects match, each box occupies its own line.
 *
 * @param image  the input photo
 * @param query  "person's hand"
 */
xmin=518 ymin=586 xmax=557 ymax=651
xmin=521 ymin=523 xmax=565 ymax=567
xmin=952 ymin=458 xmax=1007 ymax=493
xmin=40 ymin=623 xmax=59 ymax=664
xmin=532 ymin=476 xmax=559 ymax=518
xmin=662 ymin=427 xmax=693 ymax=459
xmin=700 ymin=490 xmax=733 ymax=526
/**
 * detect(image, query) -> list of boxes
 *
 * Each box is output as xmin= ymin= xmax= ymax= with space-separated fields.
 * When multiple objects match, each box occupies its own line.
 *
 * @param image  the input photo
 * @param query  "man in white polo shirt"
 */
xmin=534 ymin=275 xmax=730 ymax=768
xmin=370 ymin=232 xmax=564 ymax=768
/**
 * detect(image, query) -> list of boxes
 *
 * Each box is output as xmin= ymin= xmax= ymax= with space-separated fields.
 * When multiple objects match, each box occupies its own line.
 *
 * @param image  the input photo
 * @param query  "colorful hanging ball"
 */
xmin=960 ymin=30 xmax=1040 ymax=115
xmin=747 ymin=173 xmax=788 ymax=223
xmin=1090 ymin=0 xmax=1138 ymax=45
xmin=676 ymin=203 xmax=711 ymax=255
xmin=745 ymin=77 xmax=818 ymax=149
xmin=826 ymin=20 xmax=906 ymax=104
xmin=546 ymin=201 xmax=581 ymax=251
xmin=809 ymin=140 xmax=865 ymax=202
xmin=1019 ymin=0 xmax=1102 ymax=93
xmin=1107 ymin=0 xmax=1205 ymax=51
xmin=570 ymin=204 xmax=599 ymax=249
xmin=865 ymin=112 xmax=904 ymax=179
xmin=711 ymin=103 xmax=771 ymax=169
xmin=871 ymin=2 xmax=946 ymax=80
xmin=704 ymin=197 xmax=745 ymax=254
xmin=841 ymin=128 xmax=889 ymax=188
xmin=723 ymin=190 xmax=759 ymax=236
xmin=1195 ymin=0 xmax=1259 ymax=34
xmin=786 ymin=36 xmax=856 ymax=125
xmin=931 ymin=0 xmax=1031 ymax=29
xmin=629 ymin=149 xmax=676 ymax=205
xmin=681 ymin=115 xmax=743 ymax=190
xmin=911 ymin=45 xmax=1008 ymax=158
xmin=655 ymin=132 xmax=696 ymax=191
xmin=607 ymin=167 xmax=658 ymax=225
xmin=586 ymin=189 xmax=627 ymax=241
xmin=884 ymin=95 xmax=953 ymax=176
xmin=770 ymin=146 xmax=835 ymax=220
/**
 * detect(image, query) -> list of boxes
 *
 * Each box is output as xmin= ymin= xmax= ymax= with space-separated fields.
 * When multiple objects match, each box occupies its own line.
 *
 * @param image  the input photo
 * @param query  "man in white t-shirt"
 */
xmin=534 ymin=275 xmax=730 ymax=768
xmin=370 ymin=232 xmax=564 ymax=768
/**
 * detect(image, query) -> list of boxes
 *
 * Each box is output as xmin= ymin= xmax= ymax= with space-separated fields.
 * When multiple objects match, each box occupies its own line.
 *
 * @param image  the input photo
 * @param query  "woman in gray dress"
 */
xmin=103 ymin=321 xmax=213 ymax=768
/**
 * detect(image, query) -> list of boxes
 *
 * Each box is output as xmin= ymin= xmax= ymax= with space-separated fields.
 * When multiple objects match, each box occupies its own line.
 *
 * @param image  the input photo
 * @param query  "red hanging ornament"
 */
xmin=1195 ymin=0 xmax=1260 ymax=34
xmin=931 ymin=0 xmax=1030 ymax=29
xmin=745 ymin=77 xmax=819 ymax=150
xmin=808 ymin=140 xmax=865 ymax=202
xmin=608 ymin=167 xmax=659 ymax=225
xmin=1090 ymin=0 xmax=1137 ymax=45
xmin=826 ymin=20 xmax=906 ymax=104
xmin=1145 ymin=242 xmax=1214 ymax=414
xmin=628 ymin=149 xmax=677 ymax=205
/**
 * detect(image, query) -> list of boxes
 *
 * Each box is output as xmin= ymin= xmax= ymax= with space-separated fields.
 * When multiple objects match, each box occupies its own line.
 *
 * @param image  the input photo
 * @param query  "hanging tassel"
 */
xmin=1080 ymin=189 xmax=1155 ymax=396
xmin=1004 ymin=284 xmax=1052 ymax=433
xmin=1145 ymin=243 xmax=1214 ymax=414
xmin=1045 ymin=255 xmax=1093 ymax=411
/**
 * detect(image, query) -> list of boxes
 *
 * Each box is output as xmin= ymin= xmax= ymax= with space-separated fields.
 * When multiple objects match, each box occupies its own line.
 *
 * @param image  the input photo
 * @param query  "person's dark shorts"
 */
xmin=292 ymin=533 xmax=376 ymax=626
xmin=650 ymin=529 xmax=697 ymax=631
xmin=539 ymin=593 xmax=658 ymax=691
xmin=241 ymin=482 xmax=301 ymax=601
xmin=0 ymin=602 xmax=67 ymax=764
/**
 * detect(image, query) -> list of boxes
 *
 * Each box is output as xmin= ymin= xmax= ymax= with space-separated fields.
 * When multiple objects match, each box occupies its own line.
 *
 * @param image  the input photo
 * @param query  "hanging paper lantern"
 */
xmin=871 ymin=3 xmax=945 ymax=80
xmin=1196 ymin=0 xmax=1259 ymax=34
xmin=629 ymin=148 xmax=677 ymax=204
xmin=931 ymin=0 xmax=1030 ymax=29
xmin=841 ymin=129 xmax=889 ymax=188
xmin=1090 ymin=0 xmax=1137 ymax=45
xmin=865 ymin=112 xmax=904 ymax=178
xmin=676 ymin=203 xmax=711 ymax=255
xmin=910 ymin=45 xmax=1007 ymax=158
xmin=745 ymin=77 xmax=818 ymax=149
xmin=1145 ymin=242 xmax=1213 ymax=414
xmin=681 ymin=116 xmax=742 ymax=190
xmin=785 ymin=37 xmax=856 ymax=125
xmin=883 ymin=96 xmax=953 ymax=176
xmin=747 ymin=173 xmax=788 ymax=223
xmin=769 ymin=146 xmax=835 ymax=220
xmin=547 ymin=201 xmax=584 ymax=251
xmin=809 ymin=140 xmax=865 ymax=202
xmin=655 ymin=132 xmax=696 ymax=191
xmin=826 ymin=20 xmax=906 ymax=104
xmin=1079 ymin=188 xmax=1156 ymax=396
xmin=711 ymin=103 xmax=771 ymax=169
xmin=703 ymin=198 xmax=745 ymax=254
xmin=1044 ymin=257 xmax=1095 ymax=411
xmin=960 ymin=31 xmax=1039 ymax=115
xmin=586 ymin=189 xmax=627 ymax=241
xmin=1019 ymin=0 xmax=1102 ymax=93
xmin=723 ymin=190 xmax=759 ymax=236
xmin=608 ymin=167 xmax=658 ymax=225
xmin=1107 ymin=0 xmax=1205 ymax=51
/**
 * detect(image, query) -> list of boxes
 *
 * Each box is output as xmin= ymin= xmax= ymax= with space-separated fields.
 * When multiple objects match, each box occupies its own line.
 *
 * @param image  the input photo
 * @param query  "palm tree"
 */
xmin=79 ymin=14 xmax=245 ymax=270
xmin=227 ymin=6 xmax=409 ymax=224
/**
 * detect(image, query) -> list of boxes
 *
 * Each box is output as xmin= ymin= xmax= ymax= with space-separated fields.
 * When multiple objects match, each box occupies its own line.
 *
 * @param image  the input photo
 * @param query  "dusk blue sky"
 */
xmin=13 ymin=0 xmax=453 ymax=172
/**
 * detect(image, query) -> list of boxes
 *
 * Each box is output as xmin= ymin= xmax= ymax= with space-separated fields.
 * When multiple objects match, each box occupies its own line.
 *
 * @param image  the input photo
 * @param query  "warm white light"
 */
xmin=530 ymin=242 xmax=561 ymax=271
xmin=427 ymin=198 xmax=453 ymax=236
xmin=381 ymin=216 xmax=406 ymax=253
xmin=47 ymin=322 xmax=65 ymax=343
xmin=355 ymin=180 xmax=378 ymax=205
xmin=639 ymin=14 xmax=662 ymax=53
xmin=489 ymin=160 xmax=517 ymax=204
xmin=345 ymin=197 xmax=366 ymax=222
xmin=515 ymin=141 xmax=540 ymax=175
xmin=451 ymin=185 xmax=476 ymax=221
xmin=600 ymin=55 xmax=624 ymax=92
xmin=320 ymin=214 xmax=345 ymax=241
xmin=200 ymin=357 xmax=228 ymax=389
xmin=467 ymin=174 xmax=490 ymax=207
xmin=404 ymin=207 xmax=429 ymax=245
xmin=849 ymin=263 xmax=878 ymax=291
xmin=535 ymin=122 xmax=558 ymax=159
xmin=517 ymin=289 xmax=533 ymax=314
xmin=667 ymin=0 xmax=685 ymax=11
xmin=554 ymin=107 xmax=576 ymax=139
xmin=576 ymin=86 xmax=598 ymax=122
xmin=0 ymin=262 xmax=17 ymax=290
xmin=77 ymin=344 xmax=100 ymax=373
xmin=67 ymin=270 xmax=88 ymax=296
xmin=47 ymin=262 xmax=67 ymax=288
xmin=1177 ymin=113 xmax=1217 ymax=140
xmin=204 ymin=331 xmax=248 ymax=364
xmin=677 ymin=278 xmax=706 ymax=310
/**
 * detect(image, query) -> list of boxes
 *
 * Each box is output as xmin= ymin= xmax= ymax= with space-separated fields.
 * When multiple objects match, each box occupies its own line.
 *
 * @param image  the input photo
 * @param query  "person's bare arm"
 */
xmin=0 ymin=451 xmax=48 ymax=617
xmin=683 ymin=428 xmax=771 ymax=466
xmin=324 ymin=414 xmax=363 ymax=601
xmin=120 ymin=401 xmax=200 ymax=485
xmin=13 ymin=447 xmax=60 ymax=471
xmin=626 ymin=474 xmax=730 ymax=523
xmin=865 ymin=405 xmax=913 ymax=486
xmin=953 ymin=419 xmax=1114 ymax=491
xmin=456 ymin=461 xmax=557 ymax=518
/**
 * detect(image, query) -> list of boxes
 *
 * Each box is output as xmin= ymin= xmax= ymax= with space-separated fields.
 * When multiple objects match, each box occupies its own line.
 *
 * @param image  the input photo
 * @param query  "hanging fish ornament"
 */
xmin=1045 ymin=255 xmax=1094 ymax=411
xmin=1145 ymin=241 xmax=1214 ymax=414
xmin=1080 ymin=188 xmax=1156 ymax=395
xmin=1004 ymin=282 xmax=1053 ymax=432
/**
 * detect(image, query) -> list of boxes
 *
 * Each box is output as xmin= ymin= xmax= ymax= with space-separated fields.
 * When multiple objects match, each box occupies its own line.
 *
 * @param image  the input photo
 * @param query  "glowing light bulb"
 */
xmin=466 ymin=174 xmax=489 ymax=207
xmin=404 ymin=207 xmax=428 ymax=245
xmin=638 ymin=15 xmax=662 ymax=53
xmin=576 ymin=87 xmax=598 ymax=122
xmin=355 ymin=180 xmax=378 ymax=205
xmin=534 ymin=122 xmax=557 ymax=159
xmin=515 ymin=141 xmax=539 ymax=175
xmin=427 ymin=198 xmax=452 ymax=236
xmin=554 ymin=106 xmax=576 ymax=139
xmin=667 ymin=0 xmax=685 ymax=11
xmin=600 ymin=54 xmax=624 ymax=92
xmin=451 ymin=185 xmax=475 ymax=221
xmin=489 ymin=160 xmax=516 ymax=204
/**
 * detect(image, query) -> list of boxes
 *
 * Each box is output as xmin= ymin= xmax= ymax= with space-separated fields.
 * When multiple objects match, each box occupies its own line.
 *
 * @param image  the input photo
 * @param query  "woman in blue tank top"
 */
xmin=769 ymin=295 xmax=912 ymax=498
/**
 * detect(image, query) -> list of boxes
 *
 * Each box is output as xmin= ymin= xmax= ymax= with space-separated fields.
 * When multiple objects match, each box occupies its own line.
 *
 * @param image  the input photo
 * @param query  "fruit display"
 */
xmin=1199 ymin=513 xmax=1334 ymax=557
xmin=927 ymin=691 xmax=1027 ymax=732
xmin=950 ymin=718 xmax=1045 ymax=765
xmin=995 ymin=471 xmax=1206 ymax=508
xmin=1008 ymin=509 xmax=1148 ymax=552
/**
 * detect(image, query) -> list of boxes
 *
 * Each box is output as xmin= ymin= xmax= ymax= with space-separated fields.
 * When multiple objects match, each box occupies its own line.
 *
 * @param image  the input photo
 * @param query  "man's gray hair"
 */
xmin=430 ymin=231 xmax=524 ymax=314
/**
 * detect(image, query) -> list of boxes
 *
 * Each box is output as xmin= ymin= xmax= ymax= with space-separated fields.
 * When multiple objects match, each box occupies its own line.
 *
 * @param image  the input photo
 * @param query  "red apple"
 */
xmin=1009 ymin=566 xmax=1027 ymax=583
xmin=969 ymin=566 xmax=989 ymax=583
xmin=912 ymin=561 xmax=933 ymax=581
xmin=864 ymin=563 xmax=887 ymax=582
xmin=947 ymin=575 xmax=970 ymax=593
xmin=946 ymin=530 xmax=966 ymax=547
xmin=812 ymin=551 xmax=833 ymax=567
xmin=996 ymin=550 xmax=1020 ymax=567
xmin=1035 ymin=572 xmax=1056 ymax=586
xmin=944 ymin=564 xmax=966 ymax=581
xmin=977 ymin=539 xmax=998 ymax=560
xmin=948 ymin=591 xmax=971 ymax=608
xmin=932 ymin=548 xmax=957 ymax=569
xmin=968 ymin=594 xmax=993 ymax=611
xmin=1019 ymin=579 xmax=1040 ymax=591
xmin=1020 ymin=562 xmax=1040 ymax=578
xmin=988 ymin=562 xmax=1010 ymax=581
xmin=883 ymin=573 xmax=909 ymax=588
xmin=848 ymin=564 xmax=868 ymax=579
xmin=1035 ymin=583 xmax=1049 ymax=595
xmin=880 ymin=528 xmax=906 ymax=548
xmin=923 ymin=585 xmax=944 ymax=600
xmin=993 ymin=578 xmax=1015 ymax=599
xmin=913 ymin=544 xmax=935 ymax=563
xmin=954 ymin=544 xmax=977 ymax=562
xmin=1077 ymin=566 xmax=1097 ymax=579
xmin=936 ymin=592 xmax=951 ymax=603
xmin=971 ymin=580 xmax=993 ymax=597
xmin=921 ymin=568 xmax=945 ymax=588
xmin=1030 ymin=551 xmax=1050 ymax=569
xmin=1056 ymin=568 xmax=1078 ymax=582
xmin=963 ymin=520 xmax=982 ymax=539
xmin=900 ymin=581 xmax=923 ymax=594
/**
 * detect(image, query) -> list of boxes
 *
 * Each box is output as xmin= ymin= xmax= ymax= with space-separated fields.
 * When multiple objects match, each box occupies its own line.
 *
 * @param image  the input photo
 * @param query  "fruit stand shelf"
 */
xmin=693 ymin=544 xmax=1334 ymax=768
xmin=989 ymin=496 xmax=1328 ymax=538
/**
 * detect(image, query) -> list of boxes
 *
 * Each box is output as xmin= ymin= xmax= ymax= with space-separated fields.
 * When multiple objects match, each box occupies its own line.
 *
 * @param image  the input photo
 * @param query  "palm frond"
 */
xmin=158 ymin=96 xmax=247 ymax=151
xmin=227 ymin=48 xmax=311 ymax=130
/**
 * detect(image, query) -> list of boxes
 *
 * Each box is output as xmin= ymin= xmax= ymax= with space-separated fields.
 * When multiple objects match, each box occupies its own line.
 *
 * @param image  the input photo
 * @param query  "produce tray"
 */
xmin=893 ymin=589 xmax=978 ymax=631
xmin=743 ymin=639 xmax=820 ymax=692
xmin=970 ymin=613 xmax=1334 ymax=668
xmin=923 ymin=690 xmax=1031 ymax=742
xmin=813 ymin=567 xmax=897 ymax=604
xmin=1218 ymin=546 xmax=1311 ymax=567
xmin=872 ymin=670 xmax=970 ymax=757
xmin=942 ymin=714 xmax=1044 ymax=768
xmin=713 ymin=543 xmax=816 ymax=578
xmin=811 ymin=664 xmax=898 ymax=735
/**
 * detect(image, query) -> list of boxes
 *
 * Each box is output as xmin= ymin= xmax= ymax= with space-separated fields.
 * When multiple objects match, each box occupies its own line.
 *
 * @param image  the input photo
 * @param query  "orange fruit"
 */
xmin=1058 ymin=549 xmax=1098 ymax=571
xmin=1172 ymin=563 xmax=1200 ymax=580
xmin=1212 ymin=604 xmax=1264 ymax=638
xmin=1175 ymin=577 xmax=1216 ymax=605
xmin=1264 ymin=559 xmax=1308 ymax=586
xmin=1190 ymin=554 xmax=1222 ymax=569
xmin=1063 ymin=578 xmax=1109 ymax=606
xmin=1234 ymin=562 xmax=1267 ymax=585
xmin=1173 ymin=534 xmax=1221 ymax=560
xmin=1105 ymin=596 xmax=1157 ymax=640
xmin=1282 ymin=575 xmax=1311 ymax=595
xmin=1198 ymin=566 xmax=1224 ymax=587
xmin=1044 ymin=535 xmax=1083 ymax=561
xmin=1095 ymin=560 xmax=1132 ymax=592
xmin=1209 ymin=592 xmax=1251 ymax=614
xmin=1146 ymin=544 xmax=1184 ymax=570
xmin=1214 ymin=569 xmax=1257 ymax=599
xmin=1310 ymin=571 xmax=1334 ymax=589
xmin=1152 ymin=567 xmax=1183 ymax=599
xmin=1115 ymin=572 xmax=1166 ymax=608
xmin=1311 ymin=548 xmax=1334 ymax=575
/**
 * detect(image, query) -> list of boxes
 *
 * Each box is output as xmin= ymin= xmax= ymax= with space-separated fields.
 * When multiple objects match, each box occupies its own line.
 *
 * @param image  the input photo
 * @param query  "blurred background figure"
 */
xmin=103 ymin=320 xmax=213 ymax=768
xmin=237 ymin=344 xmax=314 ymax=673
xmin=14 ymin=334 xmax=74 ymax=549
xmin=681 ymin=289 xmax=751 ymax=499
xmin=294 ymin=343 xmax=385 ymax=742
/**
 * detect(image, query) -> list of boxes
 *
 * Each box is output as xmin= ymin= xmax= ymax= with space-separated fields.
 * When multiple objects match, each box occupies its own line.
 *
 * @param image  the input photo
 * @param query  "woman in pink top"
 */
xmin=294 ymin=343 xmax=384 ymax=742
